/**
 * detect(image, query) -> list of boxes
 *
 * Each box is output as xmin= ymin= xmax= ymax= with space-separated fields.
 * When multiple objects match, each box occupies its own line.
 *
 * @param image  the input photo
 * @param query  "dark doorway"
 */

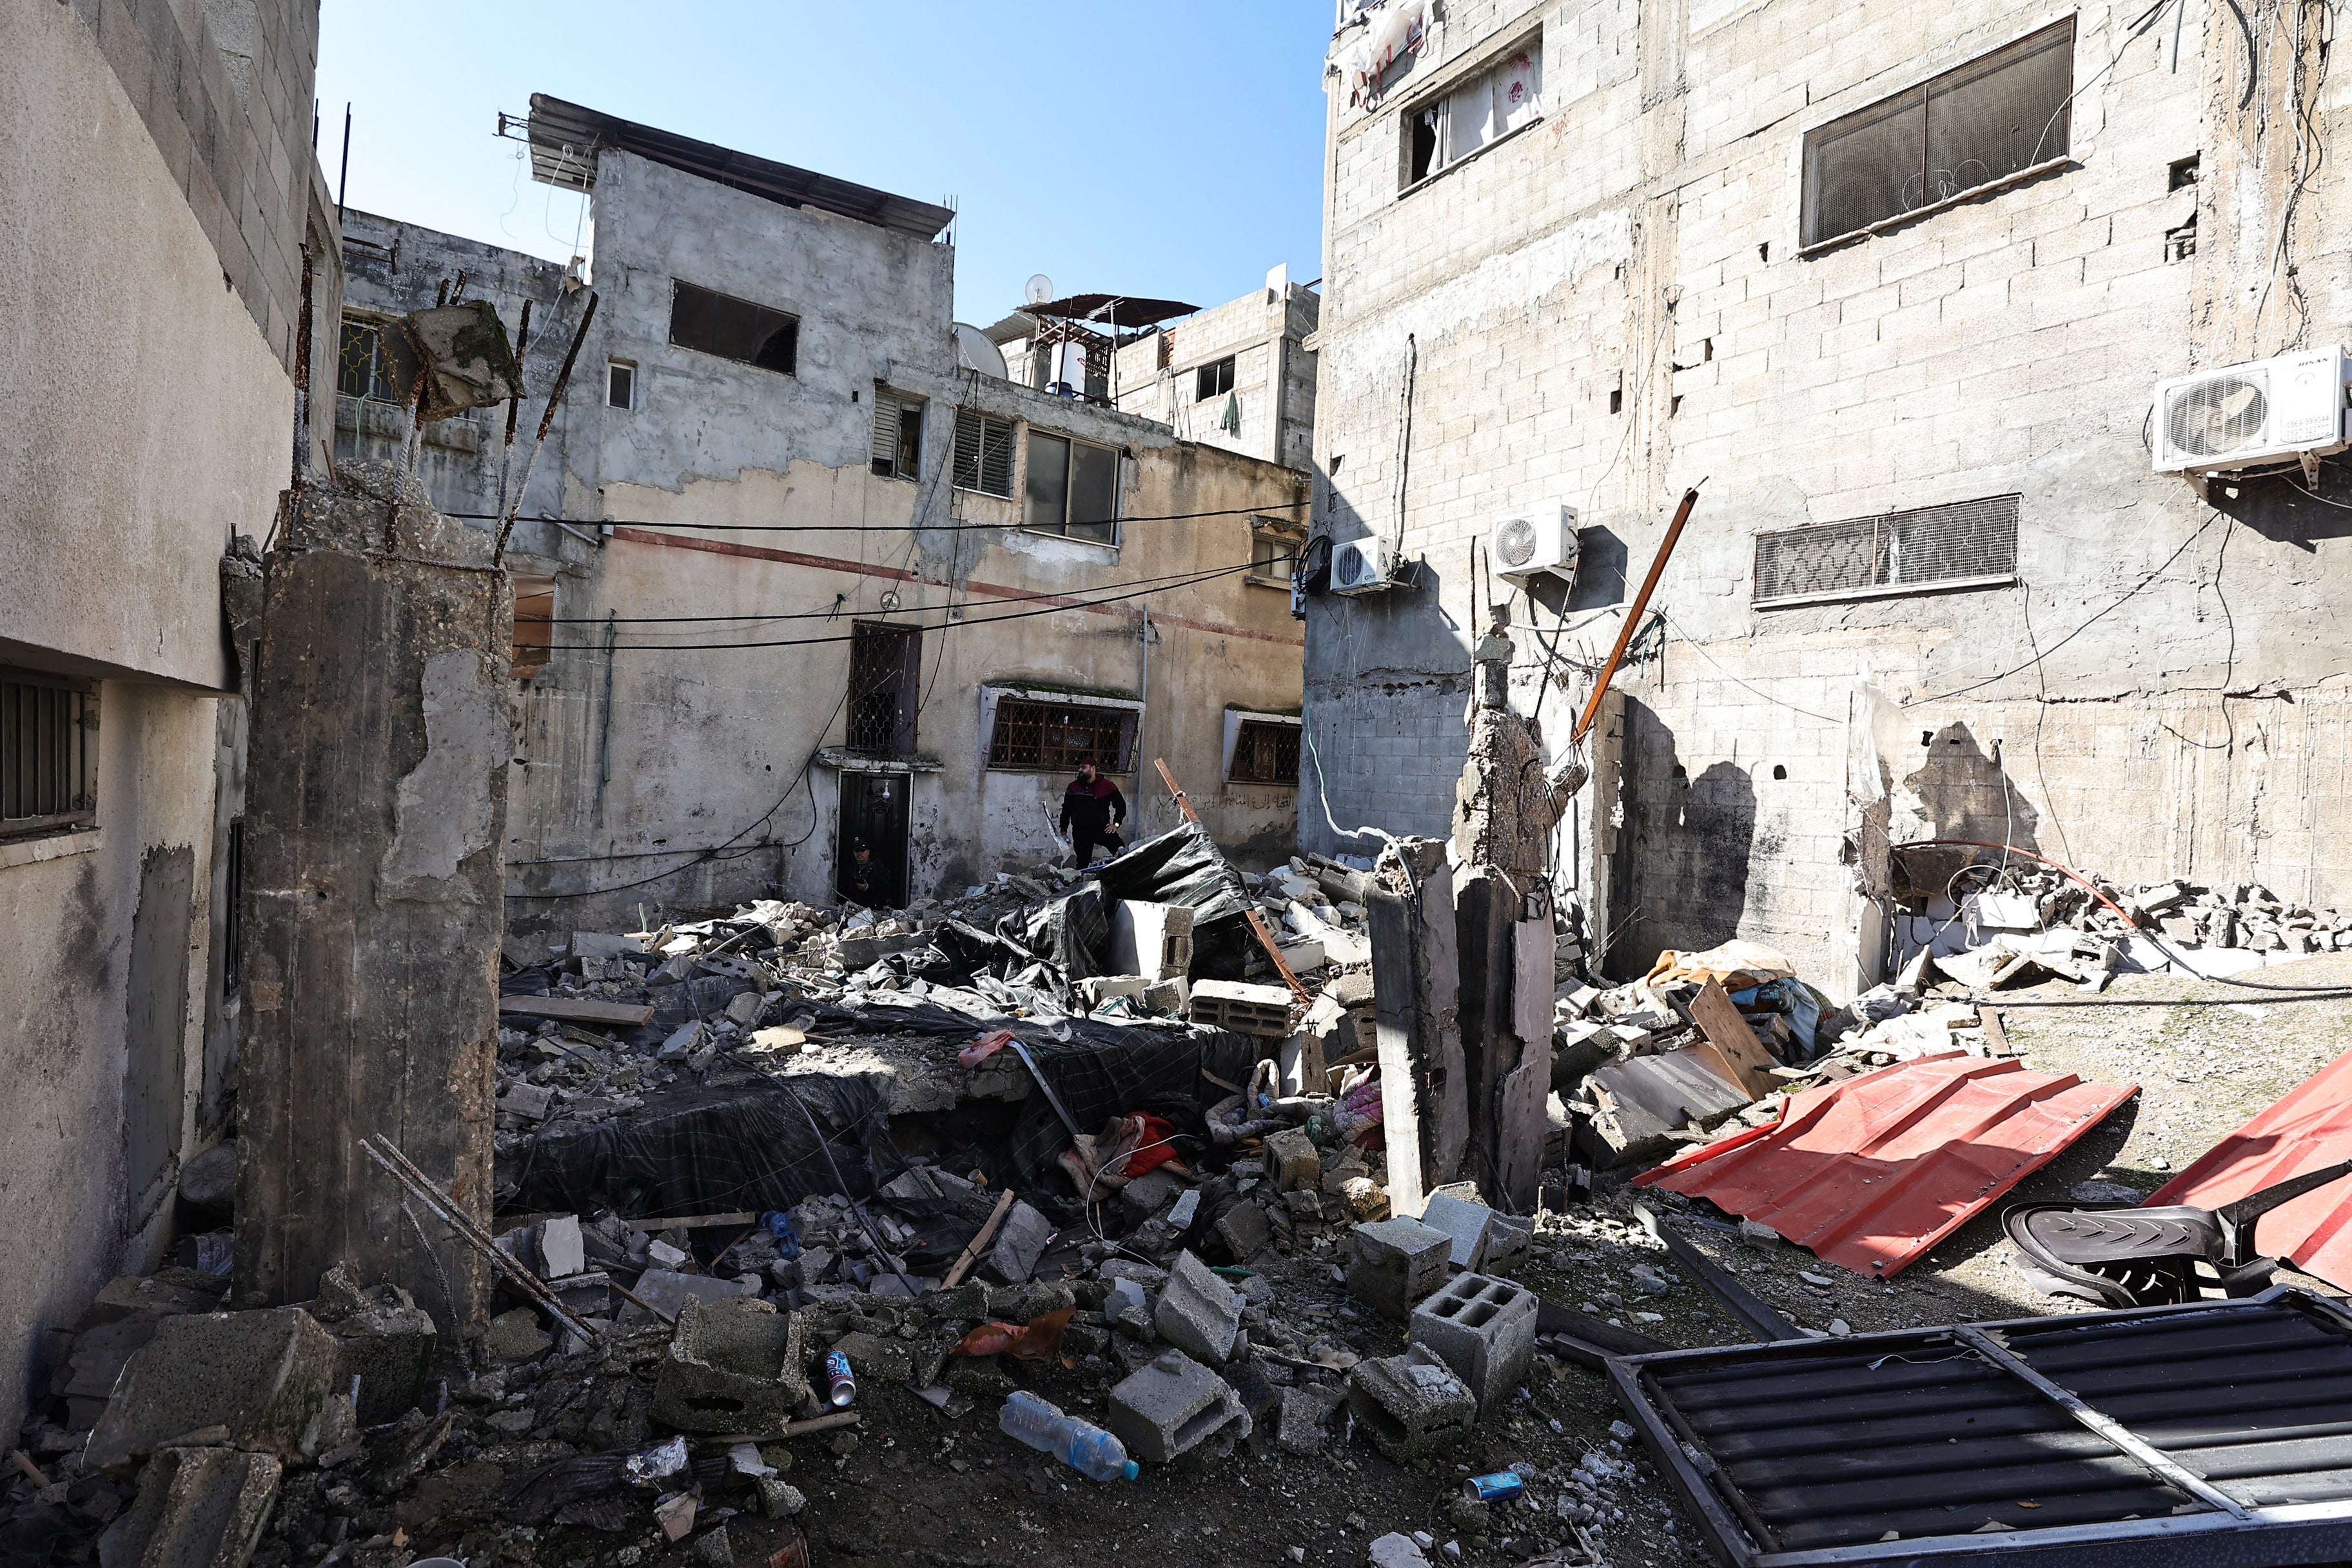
xmin=845 ymin=623 xmax=920 ymax=757
xmin=838 ymin=773 xmax=910 ymax=908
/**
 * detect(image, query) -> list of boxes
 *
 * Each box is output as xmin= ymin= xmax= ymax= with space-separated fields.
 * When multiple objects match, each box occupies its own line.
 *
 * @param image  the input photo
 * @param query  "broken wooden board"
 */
xmin=1687 ymin=979 xmax=1779 ymax=1097
xmin=498 ymin=995 xmax=656 ymax=1026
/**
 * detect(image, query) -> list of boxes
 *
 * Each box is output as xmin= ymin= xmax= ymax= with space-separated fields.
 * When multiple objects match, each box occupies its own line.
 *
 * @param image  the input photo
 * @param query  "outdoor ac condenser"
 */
xmin=1329 ymin=536 xmax=1393 ymax=595
xmin=2153 ymin=347 xmax=2349 ymax=475
xmin=1490 ymin=503 xmax=1579 ymax=585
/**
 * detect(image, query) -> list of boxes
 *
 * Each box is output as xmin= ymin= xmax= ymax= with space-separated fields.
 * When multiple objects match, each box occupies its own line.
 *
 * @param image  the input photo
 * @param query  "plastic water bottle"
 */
xmin=997 ymin=1391 xmax=1139 ymax=1481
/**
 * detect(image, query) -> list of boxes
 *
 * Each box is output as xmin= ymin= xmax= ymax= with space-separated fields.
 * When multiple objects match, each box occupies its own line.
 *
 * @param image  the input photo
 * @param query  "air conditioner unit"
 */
xmin=1490 ymin=504 xmax=1579 ymax=585
xmin=2153 ymin=348 xmax=2349 ymax=475
xmin=1329 ymin=536 xmax=1393 ymax=594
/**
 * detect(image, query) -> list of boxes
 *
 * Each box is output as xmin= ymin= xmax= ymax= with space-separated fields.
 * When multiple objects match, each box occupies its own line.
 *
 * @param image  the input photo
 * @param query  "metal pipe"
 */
xmin=1573 ymin=482 xmax=1704 ymax=743
xmin=499 ymin=297 xmax=534 ymax=515
xmin=497 ymin=291 xmax=598 ymax=564
xmin=336 ymin=103 xmax=350 ymax=226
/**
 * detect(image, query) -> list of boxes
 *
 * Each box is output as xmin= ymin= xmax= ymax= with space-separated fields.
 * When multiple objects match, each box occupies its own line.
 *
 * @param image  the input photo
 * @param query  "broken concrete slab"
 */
xmin=1410 ymin=1273 xmax=1537 ymax=1414
xmin=308 ymin=1265 xmax=437 ymax=1427
xmin=1273 ymin=1384 xmax=1341 ymax=1456
xmin=1106 ymin=1349 xmax=1251 ymax=1465
xmin=1154 ymin=1251 xmax=1242 ymax=1365
xmin=1348 ymin=1349 xmax=1475 ymax=1460
xmin=652 ymin=1297 xmax=807 ymax=1438
xmin=86 ymin=1309 xmax=342 ymax=1474
xmin=1416 ymin=1191 xmax=1496 ymax=1271
xmin=1214 ymin=1198 xmax=1272 ymax=1261
xmin=97 ymin=1447 xmax=281 ymax=1568
xmin=1346 ymin=1217 xmax=1451 ymax=1321
xmin=622 ymin=1270 xmax=761 ymax=1326
xmin=984 ymin=1200 xmax=1054 ymax=1286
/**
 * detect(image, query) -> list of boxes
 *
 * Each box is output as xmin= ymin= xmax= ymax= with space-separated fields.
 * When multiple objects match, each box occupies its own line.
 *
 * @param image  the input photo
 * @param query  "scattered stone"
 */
xmin=1155 ymin=1252 xmax=1243 ymax=1365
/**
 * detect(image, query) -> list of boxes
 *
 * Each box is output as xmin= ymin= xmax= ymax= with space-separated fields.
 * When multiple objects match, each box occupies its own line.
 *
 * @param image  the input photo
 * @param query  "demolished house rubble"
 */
xmin=23 ymin=799 xmax=2352 ymax=1568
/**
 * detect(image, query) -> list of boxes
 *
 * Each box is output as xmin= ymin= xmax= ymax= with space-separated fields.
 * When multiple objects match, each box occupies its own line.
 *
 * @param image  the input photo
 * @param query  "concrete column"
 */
xmin=1366 ymin=837 xmax=1465 ymax=1215
xmin=235 ymin=463 xmax=512 ymax=1335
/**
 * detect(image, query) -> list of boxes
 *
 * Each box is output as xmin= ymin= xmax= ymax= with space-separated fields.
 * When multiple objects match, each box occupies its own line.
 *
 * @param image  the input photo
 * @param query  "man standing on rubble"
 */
xmin=1059 ymin=754 xmax=1128 ymax=866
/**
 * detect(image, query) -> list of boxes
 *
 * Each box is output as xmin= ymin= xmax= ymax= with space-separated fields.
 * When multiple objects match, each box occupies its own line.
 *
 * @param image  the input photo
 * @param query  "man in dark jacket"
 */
xmin=1058 ymin=755 xmax=1128 ymax=865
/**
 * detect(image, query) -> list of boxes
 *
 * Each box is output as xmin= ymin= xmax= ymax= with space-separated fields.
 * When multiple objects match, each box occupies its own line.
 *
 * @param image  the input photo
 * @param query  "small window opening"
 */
xmin=669 ymin=279 xmax=798 ymax=375
xmin=1195 ymin=356 xmax=1237 ymax=402
xmin=846 ymin=624 xmax=921 ymax=756
xmin=871 ymin=389 xmax=925 ymax=480
xmin=1230 ymin=721 xmax=1302 ymax=786
xmin=988 ymin=698 xmax=1134 ymax=773
xmin=1024 ymin=431 xmax=1119 ymax=542
xmin=1329 ymin=453 xmax=1345 ymax=475
xmin=1401 ymin=43 xmax=1544 ymax=190
xmin=2169 ymin=153 xmax=2200 ymax=191
xmin=951 ymin=409 xmax=1016 ymax=497
xmin=606 ymin=360 xmax=636 ymax=410
xmin=512 ymin=576 xmax=556 ymax=681
xmin=1758 ymin=242 xmax=1771 ymax=262
xmin=2164 ymin=212 xmax=2197 ymax=262
xmin=0 ymin=668 xmax=98 ymax=840
xmin=1771 ymin=764 xmax=1787 ymax=780
xmin=1671 ymin=395 xmax=1683 ymax=417
xmin=1609 ymin=386 xmax=1623 ymax=415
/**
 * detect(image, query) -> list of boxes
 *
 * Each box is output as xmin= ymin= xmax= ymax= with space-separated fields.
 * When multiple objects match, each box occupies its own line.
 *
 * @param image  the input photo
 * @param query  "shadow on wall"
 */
xmin=2207 ymin=467 xmax=2352 ymax=551
xmin=1608 ymin=696 xmax=1756 ymax=979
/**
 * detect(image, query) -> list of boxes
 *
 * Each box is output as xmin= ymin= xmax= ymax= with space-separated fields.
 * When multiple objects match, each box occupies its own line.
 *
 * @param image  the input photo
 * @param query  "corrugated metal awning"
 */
xmin=1612 ymin=1287 xmax=2352 ymax=1566
xmin=1636 ymin=1052 xmax=2137 ymax=1277
xmin=2153 ymin=1048 xmax=2352 ymax=1290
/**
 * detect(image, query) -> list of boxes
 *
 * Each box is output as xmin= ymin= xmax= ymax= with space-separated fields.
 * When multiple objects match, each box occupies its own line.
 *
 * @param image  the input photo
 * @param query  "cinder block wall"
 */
xmin=1304 ymin=0 xmax=2352 ymax=986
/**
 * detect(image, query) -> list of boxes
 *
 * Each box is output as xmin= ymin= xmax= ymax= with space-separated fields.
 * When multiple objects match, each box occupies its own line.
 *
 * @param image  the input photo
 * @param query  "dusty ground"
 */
xmin=720 ymin=954 xmax=2352 ymax=1568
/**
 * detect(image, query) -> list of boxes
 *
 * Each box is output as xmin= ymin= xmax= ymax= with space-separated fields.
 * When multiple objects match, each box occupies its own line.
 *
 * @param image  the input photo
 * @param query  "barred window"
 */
xmin=1754 ymin=495 xmax=2019 ymax=606
xmin=846 ymin=623 xmax=921 ymax=757
xmin=953 ymin=409 xmax=1015 ymax=497
xmin=1 ymin=669 xmax=97 ymax=841
xmin=872 ymin=389 xmax=924 ymax=479
xmin=1229 ymin=720 xmax=1300 ymax=785
xmin=337 ymin=315 xmax=394 ymax=400
xmin=986 ymin=698 xmax=1133 ymax=773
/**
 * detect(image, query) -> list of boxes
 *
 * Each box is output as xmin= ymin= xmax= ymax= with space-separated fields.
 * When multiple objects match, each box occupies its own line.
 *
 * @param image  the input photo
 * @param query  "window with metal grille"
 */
xmin=1195 ymin=356 xmax=1236 ymax=402
xmin=1230 ymin=720 xmax=1300 ymax=785
xmin=986 ymin=698 xmax=1133 ymax=773
xmin=337 ymin=315 xmax=394 ymax=400
xmin=669 ymin=280 xmax=798 ymax=375
xmin=845 ymin=624 xmax=921 ymax=756
xmin=1 ymin=669 xmax=97 ymax=841
xmin=1753 ymin=495 xmax=2019 ymax=606
xmin=871 ymin=389 xmax=924 ymax=479
xmin=1025 ymin=431 xmax=1119 ymax=542
xmin=952 ymin=409 xmax=1015 ymax=497
xmin=1801 ymin=18 xmax=2075 ymax=249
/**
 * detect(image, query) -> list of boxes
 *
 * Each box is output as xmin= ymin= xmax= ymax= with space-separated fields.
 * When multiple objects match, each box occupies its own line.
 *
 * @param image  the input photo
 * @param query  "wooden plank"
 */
xmin=1686 ymin=979 xmax=1778 ymax=1099
xmin=1980 ymin=1008 xmax=2010 ymax=1055
xmin=942 ymin=1188 xmax=1017 ymax=1288
xmin=623 ymin=1211 xmax=761 ymax=1232
xmin=499 ymin=994 xmax=656 ymax=1026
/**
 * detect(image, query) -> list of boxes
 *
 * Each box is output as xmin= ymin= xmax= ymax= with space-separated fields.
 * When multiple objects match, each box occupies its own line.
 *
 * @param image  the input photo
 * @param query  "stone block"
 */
xmin=1417 ymin=1190 xmax=1496 ymax=1271
xmin=1188 ymin=979 xmax=1295 ymax=1036
xmin=622 ymin=1269 xmax=760 ymax=1326
xmin=984 ymin=1200 xmax=1054 ymax=1285
xmin=84 ymin=1276 xmax=229 ymax=1329
xmin=97 ymin=1447 xmax=282 ymax=1568
xmin=1409 ymin=1273 xmax=1538 ymax=1414
xmin=483 ymin=1308 xmax=551 ymax=1367
xmin=1346 ymin=1218 xmax=1451 ymax=1320
xmin=1106 ymin=1350 xmax=1250 ymax=1465
xmin=1273 ymin=1385 xmax=1340 ymax=1456
xmin=1117 ymin=1168 xmax=1186 ymax=1225
xmin=571 ymin=931 xmax=644 ymax=959
xmin=86 ymin=1309 xmax=342 ymax=1475
xmin=1153 ymin=1251 xmax=1242 ymax=1365
xmin=1347 ymin=1350 xmax=1476 ymax=1460
xmin=1077 ymin=974 xmax=1150 ymax=1009
xmin=652 ymin=1298 xmax=808 ymax=1438
xmin=1262 ymin=1127 xmax=1321 ymax=1191
xmin=324 ymin=1303 xmax=436 ymax=1427
xmin=1214 ymin=1199 xmax=1272 ymax=1262
xmin=1143 ymin=977 xmax=1191 ymax=1014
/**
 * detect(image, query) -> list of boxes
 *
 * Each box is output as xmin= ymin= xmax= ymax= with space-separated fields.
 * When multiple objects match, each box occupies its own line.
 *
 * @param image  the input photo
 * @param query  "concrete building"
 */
xmin=0 ymin=0 xmax=336 ymax=1427
xmin=1302 ymin=0 xmax=2352 ymax=995
xmin=1109 ymin=269 xmax=1324 ymax=477
xmin=338 ymin=97 xmax=1309 ymax=937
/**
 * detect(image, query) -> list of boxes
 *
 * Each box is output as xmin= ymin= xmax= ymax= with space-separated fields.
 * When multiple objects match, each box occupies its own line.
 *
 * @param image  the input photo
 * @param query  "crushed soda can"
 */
xmin=1464 ymin=1471 xmax=1524 ymax=1505
xmin=823 ymin=1349 xmax=857 ymax=1407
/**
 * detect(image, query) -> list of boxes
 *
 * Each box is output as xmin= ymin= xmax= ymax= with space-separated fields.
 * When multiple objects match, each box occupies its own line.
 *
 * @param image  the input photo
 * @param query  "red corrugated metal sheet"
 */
xmin=2151 ymin=1048 xmax=2352 ymax=1290
xmin=1634 ymin=1052 xmax=2138 ymax=1278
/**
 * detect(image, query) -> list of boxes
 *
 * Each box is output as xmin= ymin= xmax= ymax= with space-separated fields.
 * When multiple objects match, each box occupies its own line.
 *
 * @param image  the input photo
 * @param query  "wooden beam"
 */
xmin=942 ymin=1188 xmax=1017 ymax=1288
xmin=499 ymin=995 xmax=656 ymax=1026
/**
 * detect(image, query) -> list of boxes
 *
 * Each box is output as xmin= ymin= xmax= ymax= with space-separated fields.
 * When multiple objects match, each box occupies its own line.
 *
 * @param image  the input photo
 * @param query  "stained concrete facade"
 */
xmin=1110 ymin=272 xmax=1324 ymax=476
xmin=338 ymin=106 xmax=1309 ymax=938
xmin=1302 ymin=0 xmax=2352 ymax=995
xmin=0 ymin=0 xmax=332 ymax=1429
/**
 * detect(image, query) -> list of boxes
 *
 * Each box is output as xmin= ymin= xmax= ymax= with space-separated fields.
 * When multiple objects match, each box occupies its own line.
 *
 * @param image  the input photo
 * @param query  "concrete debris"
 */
xmin=1348 ymin=1351 xmax=1477 ymax=1460
xmin=1154 ymin=1251 xmax=1244 ymax=1365
xmin=97 ymin=1447 xmax=281 ymax=1568
xmin=651 ymin=1297 xmax=808 ymax=1436
xmin=85 ymin=1309 xmax=344 ymax=1475
xmin=1106 ymin=1350 xmax=1251 ymax=1464
xmin=1409 ymin=1273 xmax=1538 ymax=1415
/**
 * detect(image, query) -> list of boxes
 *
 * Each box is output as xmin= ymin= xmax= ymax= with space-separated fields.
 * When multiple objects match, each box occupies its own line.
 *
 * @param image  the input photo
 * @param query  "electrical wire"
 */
xmin=516 ymin=559 xmax=1263 ymax=625
xmin=454 ymin=501 xmax=1303 ymax=536
xmin=1654 ymin=609 xmax=1842 ymax=723
xmin=540 ymin=560 xmax=1264 ymax=652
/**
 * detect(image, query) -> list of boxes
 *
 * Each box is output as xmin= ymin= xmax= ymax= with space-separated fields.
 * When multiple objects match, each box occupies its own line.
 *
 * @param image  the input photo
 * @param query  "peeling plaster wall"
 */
xmin=1306 ymin=0 xmax=2352 ymax=992
xmin=0 ymin=2 xmax=318 ymax=1429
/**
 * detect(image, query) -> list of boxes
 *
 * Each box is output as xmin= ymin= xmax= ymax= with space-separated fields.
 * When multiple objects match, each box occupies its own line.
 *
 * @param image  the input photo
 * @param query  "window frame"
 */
xmin=667 ymin=279 xmax=800 ymax=377
xmin=1 ymin=667 xmax=99 ymax=843
xmin=1798 ymin=17 xmax=2078 ymax=252
xmin=606 ymin=359 xmax=637 ymax=411
xmin=871 ymin=387 xmax=925 ymax=480
xmin=983 ymin=692 xmax=1140 ymax=774
xmin=952 ymin=408 xmax=1017 ymax=498
xmin=1248 ymin=521 xmax=1304 ymax=588
xmin=1397 ymin=32 xmax=1545 ymax=195
xmin=1023 ymin=429 xmax=1122 ymax=544
xmin=1225 ymin=714 xmax=1303 ymax=787
xmin=337 ymin=313 xmax=397 ymax=402
xmin=1751 ymin=494 xmax=2021 ymax=609
xmin=1195 ymin=356 xmax=1237 ymax=402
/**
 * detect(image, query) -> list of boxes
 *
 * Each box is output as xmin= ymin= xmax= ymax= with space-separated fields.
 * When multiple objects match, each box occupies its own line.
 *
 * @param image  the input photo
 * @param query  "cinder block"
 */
xmin=97 ymin=1447 xmax=282 ymax=1568
xmin=1346 ymin=1217 xmax=1451 ymax=1320
xmin=1417 ymin=1190 xmax=1496 ymax=1270
xmin=651 ymin=1297 xmax=808 ymax=1438
xmin=1188 ymin=979 xmax=1293 ymax=1036
xmin=1348 ymin=1349 xmax=1476 ymax=1460
xmin=1106 ymin=1349 xmax=1250 ymax=1465
xmin=1409 ymin=1273 xmax=1539 ymax=1415
xmin=1154 ymin=1251 xmax=1242 ymax=1365
xmin=1262 ymin=1127 xmax=1320 ymax=1191
xmin=86 ymin=1308 xmax=342 ymax=1475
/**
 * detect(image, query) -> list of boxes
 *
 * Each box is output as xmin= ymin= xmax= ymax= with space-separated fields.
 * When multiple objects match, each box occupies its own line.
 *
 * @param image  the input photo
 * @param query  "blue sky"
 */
xmin=316 ymin=2 xmax=1333 ymax=324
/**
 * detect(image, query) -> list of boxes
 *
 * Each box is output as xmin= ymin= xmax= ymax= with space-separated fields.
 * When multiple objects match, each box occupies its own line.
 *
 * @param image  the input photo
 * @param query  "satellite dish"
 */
xmin=1025 ymin=273 xmax=1054 ymax=306
xmin=953 ymin=322 xmax=1008 ymax=379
